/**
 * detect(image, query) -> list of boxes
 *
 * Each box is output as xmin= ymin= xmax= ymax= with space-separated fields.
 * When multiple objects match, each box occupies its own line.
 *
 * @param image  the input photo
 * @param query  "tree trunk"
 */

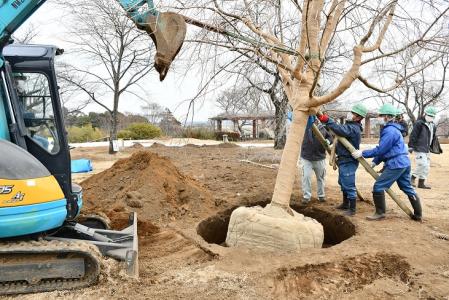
xmin=109 ymin=92 xmax=120 ymax=154
xmin=271 ymin=103 xmax=309 ymax=207
xmin=108 ymin=111 xmax=119 ymax=154
xmin=273 ymin=97 xmax=288 ymax=149
xmin=272 ymin=88 xmax=289 ymax=149
xmin=109 ymin=114 xmax=117 ymax=154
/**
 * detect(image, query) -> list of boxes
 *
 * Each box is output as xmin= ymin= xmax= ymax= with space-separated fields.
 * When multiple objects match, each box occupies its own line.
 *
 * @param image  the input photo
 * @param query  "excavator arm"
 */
xmin=0 ymin=0 xmax=186 ymax=80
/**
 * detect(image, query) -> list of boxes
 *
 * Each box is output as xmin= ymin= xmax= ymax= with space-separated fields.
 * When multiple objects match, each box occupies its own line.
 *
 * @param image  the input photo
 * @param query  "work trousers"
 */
xmin=373 ymin=166 xmax=416 ymax=196
xmin=300 ymin=158 xmax=326 ymax=200
xmin=412 ymin=152 xmax=430 ymax=180
xmin=337 ymin=161 xmax=358 ymax=200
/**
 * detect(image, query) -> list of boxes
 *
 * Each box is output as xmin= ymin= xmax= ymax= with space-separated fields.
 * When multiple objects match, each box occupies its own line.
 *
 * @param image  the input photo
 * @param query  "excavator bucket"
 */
xmin=143 ymin=12 xmax=187 ymax=81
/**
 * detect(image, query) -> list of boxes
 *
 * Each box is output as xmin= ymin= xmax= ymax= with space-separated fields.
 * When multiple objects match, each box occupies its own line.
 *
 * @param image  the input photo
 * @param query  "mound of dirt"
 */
xmin=129 ymin=142 xmax=144 ymax=149
xmin=81 ymin=150 xmax=213 ymax=225
xmin=204 ymin=143 xmax=239 ymax=149
xmin=218 ymin=143 xmax=239 ymax=148
xmin=150 ymin=142 xmax=168 ymax=149
xmin=184 ymin=143 xmax=202 ymax=148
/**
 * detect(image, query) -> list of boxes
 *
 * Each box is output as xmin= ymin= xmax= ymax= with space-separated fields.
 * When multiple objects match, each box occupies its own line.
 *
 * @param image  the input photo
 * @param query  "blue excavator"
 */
xmin=0 ymin=0 xmax=186 ymax=295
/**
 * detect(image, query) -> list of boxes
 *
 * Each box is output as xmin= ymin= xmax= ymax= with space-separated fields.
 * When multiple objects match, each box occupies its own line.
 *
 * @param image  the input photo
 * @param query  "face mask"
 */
xmin=346 ymin=112 xmax=353 ymax=121
xmin=425 ymin=115 xmax=434 ymax=123
xmin=378 ymin=118 xmax=385 ymax=126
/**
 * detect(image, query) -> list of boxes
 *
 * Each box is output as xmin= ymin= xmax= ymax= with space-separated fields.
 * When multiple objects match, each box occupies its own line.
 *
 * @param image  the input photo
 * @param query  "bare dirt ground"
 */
xmin=12 ymin=141 xmax=449 ymax=299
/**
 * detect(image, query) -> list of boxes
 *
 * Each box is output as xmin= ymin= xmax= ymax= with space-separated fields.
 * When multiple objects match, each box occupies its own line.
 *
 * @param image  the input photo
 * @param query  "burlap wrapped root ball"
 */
xmin=225 ymin=203 xmax=324 ymax=251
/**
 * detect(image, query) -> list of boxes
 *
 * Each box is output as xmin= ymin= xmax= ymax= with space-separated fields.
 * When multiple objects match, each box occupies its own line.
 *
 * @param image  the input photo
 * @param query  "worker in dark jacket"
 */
xmin=300 ymin=116 xmax=333 ymax=204
xmin=352 ymin=104 xmax=422 ymax=221
xmin=408 ymin=106 xmax=441 ymax=189
xmin=318 ymin=103 xmax=367 ymax=216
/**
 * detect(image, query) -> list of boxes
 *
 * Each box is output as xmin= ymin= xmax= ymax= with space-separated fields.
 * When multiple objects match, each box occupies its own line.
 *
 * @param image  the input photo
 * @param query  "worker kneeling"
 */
xmin=351 ymin=104 xmax=422 ymax=221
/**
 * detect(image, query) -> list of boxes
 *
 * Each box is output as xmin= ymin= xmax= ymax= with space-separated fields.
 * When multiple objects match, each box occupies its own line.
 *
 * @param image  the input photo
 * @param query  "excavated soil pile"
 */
xmin=129 ymin=142 xmax=144 ymax=149
xmin=150 ymin=142 xmax=168 ymax=149
xmin=207 ymin=143 xmax=239 ymax=148
xmin=81 ymin=150 xmax=213 ymax=226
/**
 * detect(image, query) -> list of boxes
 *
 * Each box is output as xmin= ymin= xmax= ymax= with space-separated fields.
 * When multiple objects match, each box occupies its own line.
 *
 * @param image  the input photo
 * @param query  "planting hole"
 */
xmin=197 ymin=202 xmax=355 ymax=248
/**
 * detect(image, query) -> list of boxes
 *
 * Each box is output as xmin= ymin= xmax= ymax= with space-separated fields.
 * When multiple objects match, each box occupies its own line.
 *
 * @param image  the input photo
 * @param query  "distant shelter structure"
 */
xmin=209 ymin=112 xmax=275 ymax=139
xmin=209 ymin=109 xmax=379 ymax=140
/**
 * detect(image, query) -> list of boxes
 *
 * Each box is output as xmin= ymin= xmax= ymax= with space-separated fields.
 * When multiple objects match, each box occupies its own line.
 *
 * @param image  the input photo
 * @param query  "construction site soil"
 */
xmin=9 ymin=142 xmax=449 ymax=299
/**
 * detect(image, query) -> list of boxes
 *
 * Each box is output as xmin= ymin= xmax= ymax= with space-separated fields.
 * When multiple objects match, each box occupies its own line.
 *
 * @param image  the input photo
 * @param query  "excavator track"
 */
xmin=0 ymin=239 xmax=101 ymax=295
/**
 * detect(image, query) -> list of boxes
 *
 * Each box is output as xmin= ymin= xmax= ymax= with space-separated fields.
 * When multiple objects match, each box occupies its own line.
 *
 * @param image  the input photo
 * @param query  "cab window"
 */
xmin=13 ymin=73 xmax=60 ymax=154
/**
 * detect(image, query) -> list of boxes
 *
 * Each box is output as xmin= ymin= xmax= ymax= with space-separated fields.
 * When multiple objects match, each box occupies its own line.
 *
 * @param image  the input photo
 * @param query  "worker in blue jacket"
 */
xmin=318 ymin=103 xmax=367 ymax=216
xmin=351 ymin=103 xmax=422 ymax=221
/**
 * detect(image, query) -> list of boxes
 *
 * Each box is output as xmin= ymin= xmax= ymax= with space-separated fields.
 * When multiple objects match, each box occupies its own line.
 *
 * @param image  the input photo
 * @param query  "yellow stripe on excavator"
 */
xmin=0 ymin=176 xmax=64 ymax=207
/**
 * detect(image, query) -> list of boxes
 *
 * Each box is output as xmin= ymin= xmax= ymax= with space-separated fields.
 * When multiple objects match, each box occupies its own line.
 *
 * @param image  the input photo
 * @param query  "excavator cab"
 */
xmin=1 ymin=45 xmax=80 ymax=220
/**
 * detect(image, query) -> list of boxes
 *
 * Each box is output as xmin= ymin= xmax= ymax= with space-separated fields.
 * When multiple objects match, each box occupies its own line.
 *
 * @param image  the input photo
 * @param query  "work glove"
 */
xmin=408 ymin=147 xmax=413 ymax=154
xmin=317 ymin=114 xmax=329 ymax=123
xmin=351 ymin=149 xmax=363 ymax=159
xmin=370 ymin=162 xmax=377 ymax=168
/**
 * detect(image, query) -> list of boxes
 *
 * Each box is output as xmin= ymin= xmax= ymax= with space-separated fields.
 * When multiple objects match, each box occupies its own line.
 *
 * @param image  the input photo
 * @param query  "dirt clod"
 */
xmin=125 ymin=198 xmax=143 ymax=208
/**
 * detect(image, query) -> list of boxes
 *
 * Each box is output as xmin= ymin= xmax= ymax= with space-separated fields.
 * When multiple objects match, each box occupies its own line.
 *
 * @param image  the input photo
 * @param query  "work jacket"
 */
xmin=325 ymin=119 xmax=362 ymax=164
xmin=363 ymin=122 xmax=410 ymax=169
xmin=301 ymin=123 xmax=333 ymax=161
xmin=408 ymin=118 xmax=437 ymax=153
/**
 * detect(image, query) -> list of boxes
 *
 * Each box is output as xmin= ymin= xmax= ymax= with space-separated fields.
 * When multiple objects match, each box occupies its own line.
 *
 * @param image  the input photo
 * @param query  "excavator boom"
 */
xmin=0 ymin=0 xmax=186 ymax=80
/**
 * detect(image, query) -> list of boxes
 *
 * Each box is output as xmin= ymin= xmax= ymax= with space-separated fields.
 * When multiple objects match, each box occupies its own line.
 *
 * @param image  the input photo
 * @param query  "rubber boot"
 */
xmin=411 ymin=175 xmax=416 ymax=187
xmin=336 ymin=193 xmax=349 ymax=210
xmin=366 ymin=192 xmax=386 ymax=220
xmin=344 ymin=199 xmax=356 ymax=216
xmin=417 ymin=179 xmax=431 ymax=189
xmin=408 ymin=194 xmax=422 ymax=221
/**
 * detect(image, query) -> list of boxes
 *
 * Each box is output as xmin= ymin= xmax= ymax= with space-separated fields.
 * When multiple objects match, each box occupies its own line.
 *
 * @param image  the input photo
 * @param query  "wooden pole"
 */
xmin=311 ymin=124 xmax=365 ymax=202
xmin=311 ymin=124 xmax=331 ymax=153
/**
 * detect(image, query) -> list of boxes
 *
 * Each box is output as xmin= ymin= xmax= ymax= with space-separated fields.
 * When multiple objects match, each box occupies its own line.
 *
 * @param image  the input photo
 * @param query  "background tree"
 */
xmin=216 ymin=85 xmax=274 ymax=137
xmin=217 ymin=63 xmax=289 ymax=148
xmin=140 ymin=101 xmax=166 ymax=124
xmin=368 ymin=54 xmax=449 ymax=123
xmin=57 ymin=0 xmax=155 ymax=153
xmin=11 ymin=23 xmax=38 ymax=43
xmin=179 ymin=3 xmax=294 ymax=148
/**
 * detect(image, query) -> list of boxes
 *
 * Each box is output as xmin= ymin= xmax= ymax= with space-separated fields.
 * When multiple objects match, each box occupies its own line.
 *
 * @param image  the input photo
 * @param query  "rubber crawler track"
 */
xmin=0 ymin=239 xmax=101 ymax=295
